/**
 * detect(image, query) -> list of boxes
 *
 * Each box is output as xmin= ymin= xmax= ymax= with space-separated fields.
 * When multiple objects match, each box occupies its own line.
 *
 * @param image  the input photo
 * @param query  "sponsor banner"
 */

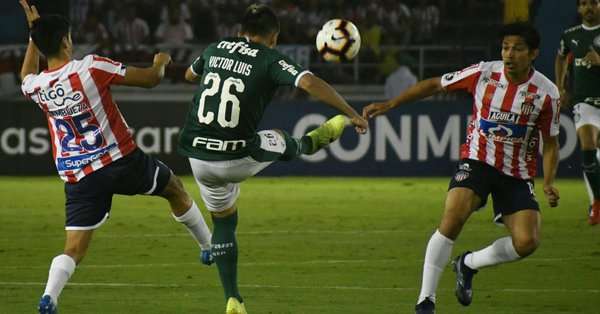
xmin=0 ymin=99 xmax=580 ymax=177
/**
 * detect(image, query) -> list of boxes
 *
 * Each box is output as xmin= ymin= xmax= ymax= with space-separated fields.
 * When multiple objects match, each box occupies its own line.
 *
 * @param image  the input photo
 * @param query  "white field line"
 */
xmin=0 ymin=281 xmax=598 ymax=294
xmin=0 ymin=256 xmax=596 ymax=270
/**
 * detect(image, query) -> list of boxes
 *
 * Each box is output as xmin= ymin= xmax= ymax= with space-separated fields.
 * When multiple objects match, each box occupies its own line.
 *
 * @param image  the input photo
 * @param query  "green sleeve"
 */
xmin=190 ymin=54 xmax=205 ymax=76
xmin=267 ymin=53 xmax=310 ymax=87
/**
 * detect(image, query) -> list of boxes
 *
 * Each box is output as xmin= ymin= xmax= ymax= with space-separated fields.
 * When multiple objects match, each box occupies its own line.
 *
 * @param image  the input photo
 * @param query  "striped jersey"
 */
xmin=440 ymin=61 xmax=560 ymax=179
xmin=21 ymin=55 xmax=136 ymax=182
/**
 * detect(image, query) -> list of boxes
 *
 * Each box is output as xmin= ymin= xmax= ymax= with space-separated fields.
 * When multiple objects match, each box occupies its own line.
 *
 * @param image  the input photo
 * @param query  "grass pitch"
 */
xmin=0 ymin=176 xmax=599 ymax=314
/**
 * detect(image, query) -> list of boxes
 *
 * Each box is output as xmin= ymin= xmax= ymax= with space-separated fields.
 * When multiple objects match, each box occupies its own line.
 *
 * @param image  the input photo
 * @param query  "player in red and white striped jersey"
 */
xmin=441 ymin=60 xmax=560 ymax=180
xmin=363 ymin=23 xmax=560 ymax=313
xmin=19 ymin=2 xmax=211 ymax=313
xmin=21 ymin=54 xmax=136 ymax=182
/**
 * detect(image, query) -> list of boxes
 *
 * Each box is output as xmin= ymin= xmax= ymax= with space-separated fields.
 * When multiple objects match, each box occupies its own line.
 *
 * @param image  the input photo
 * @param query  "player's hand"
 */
xmin=350 ymin=115 xmax=368 ymax=134
xmin=153 ymin=52 xmax=172 ymax=67
xmin=543 ymin=185 xmax=560 ymax=207
xmin=583 ymin=46 xmax=600 ymax=67
xmin=362 ymin=101 xmax=393 ymax=119
xmin=19 ymin=0 xmax=40 ymax=29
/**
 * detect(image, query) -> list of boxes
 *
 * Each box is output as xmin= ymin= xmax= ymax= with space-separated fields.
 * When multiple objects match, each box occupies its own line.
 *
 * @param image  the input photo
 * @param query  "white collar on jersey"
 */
xmin=582 ymin=23 xmax=600 ymax=31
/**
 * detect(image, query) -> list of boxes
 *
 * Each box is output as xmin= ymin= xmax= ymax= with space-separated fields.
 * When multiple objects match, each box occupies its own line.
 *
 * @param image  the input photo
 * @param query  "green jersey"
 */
xmin=558 ymin=24 xmax=600 ymax=106
xmin=178 ymin=37 xmax=309 ymax=161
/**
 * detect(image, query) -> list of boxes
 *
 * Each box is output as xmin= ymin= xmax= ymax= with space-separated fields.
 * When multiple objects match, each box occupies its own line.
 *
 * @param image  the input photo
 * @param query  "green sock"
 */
xmin=583 ymin=150 xmax=600 ymax=200
xmin=299 ymin=135 xmax=315 ymax=154
xmin=212 ymin=211 xmax=242 ymax=302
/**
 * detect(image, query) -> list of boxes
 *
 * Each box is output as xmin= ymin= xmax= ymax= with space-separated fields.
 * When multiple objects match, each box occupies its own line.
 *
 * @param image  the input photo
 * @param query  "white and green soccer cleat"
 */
xmin=305 ymin=114 xmax=350 ymax=155
xmin=225 ymin=297 xmax=247 ymax=314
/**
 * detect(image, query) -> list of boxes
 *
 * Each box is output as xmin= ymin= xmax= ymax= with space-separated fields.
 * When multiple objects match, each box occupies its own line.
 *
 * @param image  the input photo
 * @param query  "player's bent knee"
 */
xmin=439 ymin=206 xmax=473 ymax=240
xmin=63 ymin=246 xmax=88 ymax=264
xmin=161 ymin=174 xmax=191 ymax=204
xmin=438 ymin=221 xmax=463 ymax=240
xmin=513 ymin=236 xmax=539 ymax=257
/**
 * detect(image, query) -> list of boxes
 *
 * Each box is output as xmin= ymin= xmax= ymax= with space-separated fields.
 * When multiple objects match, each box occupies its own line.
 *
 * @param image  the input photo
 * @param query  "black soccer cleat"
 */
xmin=414 ymin=297 xmax=435 ymax=314
xmin=452 ymin=251 xmax=478 ymax=306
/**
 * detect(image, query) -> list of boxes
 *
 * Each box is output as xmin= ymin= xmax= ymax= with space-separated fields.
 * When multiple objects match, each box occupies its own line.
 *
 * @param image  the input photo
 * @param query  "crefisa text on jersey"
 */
xmin=217 ymin=40 xmax=259 ymax=57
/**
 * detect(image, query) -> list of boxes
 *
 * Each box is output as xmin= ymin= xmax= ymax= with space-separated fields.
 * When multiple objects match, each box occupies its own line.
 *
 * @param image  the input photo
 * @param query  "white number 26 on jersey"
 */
xmin=197 ymin=72 xmax=244 ymax=128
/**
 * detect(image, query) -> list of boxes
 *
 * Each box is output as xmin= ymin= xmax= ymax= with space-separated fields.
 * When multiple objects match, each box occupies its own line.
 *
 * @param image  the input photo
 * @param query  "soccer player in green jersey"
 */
xmin=556 ymin=0 xmax=600 ymax=225
xmin=177 ymin=4 xmax=368 ymax=313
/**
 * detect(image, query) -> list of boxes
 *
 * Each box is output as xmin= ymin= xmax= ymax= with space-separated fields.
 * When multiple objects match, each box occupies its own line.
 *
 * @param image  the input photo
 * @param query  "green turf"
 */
xmin=0 ymin=176 xmax=599 ymax=314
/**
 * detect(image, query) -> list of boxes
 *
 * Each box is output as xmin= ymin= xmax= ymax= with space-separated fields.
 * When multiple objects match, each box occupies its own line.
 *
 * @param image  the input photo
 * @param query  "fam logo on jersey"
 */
xmin=38 ymin=83 xmax=83 ymax=107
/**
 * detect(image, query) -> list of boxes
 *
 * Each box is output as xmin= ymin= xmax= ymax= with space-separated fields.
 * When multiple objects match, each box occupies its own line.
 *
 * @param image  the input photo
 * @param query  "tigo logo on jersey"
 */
xmin=38 ymin=83 xmax=83 ymax=107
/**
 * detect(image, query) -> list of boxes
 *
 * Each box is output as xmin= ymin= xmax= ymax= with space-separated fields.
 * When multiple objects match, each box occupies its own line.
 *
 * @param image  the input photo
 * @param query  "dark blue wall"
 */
xmin=0 ymin=99 xmax=581 ymax=178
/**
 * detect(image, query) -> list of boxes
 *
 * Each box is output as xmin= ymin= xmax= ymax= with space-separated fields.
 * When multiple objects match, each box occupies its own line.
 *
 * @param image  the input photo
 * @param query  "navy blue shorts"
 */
xmin=64 ymin=149 xmax=171 ymax=230
xmin=448 ymin=159 xmax=539 ymax=224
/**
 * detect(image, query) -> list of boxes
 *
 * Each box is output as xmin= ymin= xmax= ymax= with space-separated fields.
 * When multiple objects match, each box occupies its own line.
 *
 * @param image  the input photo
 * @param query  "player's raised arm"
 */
xmin=297 ymin=72 xmax=368 ymax=134
xmin=362 ymin=77 xmax=444 ymax=119
xmin=19 ymin=0 xmax=40 ymax=80
xmin=116 ymin=52 xmax=172 ymax=88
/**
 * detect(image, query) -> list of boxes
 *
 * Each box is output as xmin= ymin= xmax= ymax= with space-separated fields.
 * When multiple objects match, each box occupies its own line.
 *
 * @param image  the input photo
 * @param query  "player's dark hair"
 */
xmin=30 ymin=15 xmax=70 ymax=57
xmin=240 ymin=4 xmax=280 ymax=37
xmin=499 ymin=22 xmax=540 ymax=50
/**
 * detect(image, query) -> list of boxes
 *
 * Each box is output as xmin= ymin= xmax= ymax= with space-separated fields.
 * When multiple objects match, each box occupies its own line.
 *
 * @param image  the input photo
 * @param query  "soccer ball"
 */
xmin=316 ymin=19 xmax=361 ymax=63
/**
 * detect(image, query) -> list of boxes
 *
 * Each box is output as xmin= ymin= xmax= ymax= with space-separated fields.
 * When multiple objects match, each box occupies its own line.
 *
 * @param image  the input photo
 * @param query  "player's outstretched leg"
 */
xmin=160 ymin=173 xmax=213 ymax=264
xmin=304 ymin=115 xmax=350 ymax=155
xmin=211 ymin=207 xmax=245 ymax=312
xmin=39 ymin=230 xmax=92 ymax=314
